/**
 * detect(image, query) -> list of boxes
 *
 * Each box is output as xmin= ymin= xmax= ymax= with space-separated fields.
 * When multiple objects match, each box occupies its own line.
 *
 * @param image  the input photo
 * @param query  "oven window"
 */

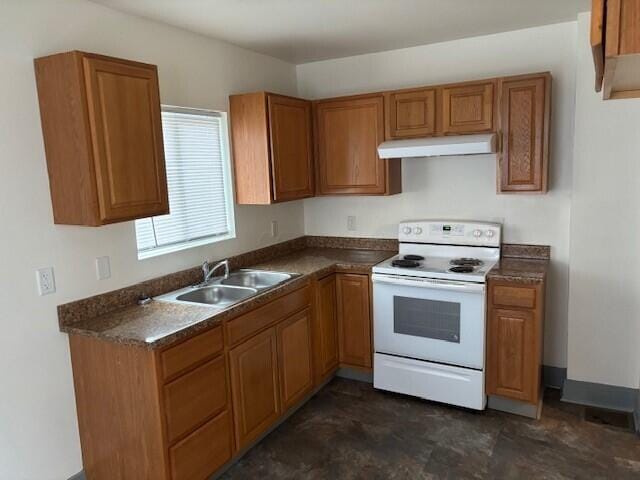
xmin=393 ymin=296 xmax=461 ymax=343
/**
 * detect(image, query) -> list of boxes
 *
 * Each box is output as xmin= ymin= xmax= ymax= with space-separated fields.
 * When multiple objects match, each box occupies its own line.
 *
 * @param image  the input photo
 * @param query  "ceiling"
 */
xmin=90 ymin=0 xmax=590 ymax=64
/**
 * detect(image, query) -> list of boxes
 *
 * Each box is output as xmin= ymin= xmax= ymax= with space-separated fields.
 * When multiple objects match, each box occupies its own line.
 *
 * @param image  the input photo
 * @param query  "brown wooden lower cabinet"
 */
xmin=336 ymin=273 xmax=372 ymax=369
xmin=68 ymin=277 xmax=375 ymax=479
xmin=486 ymin=280 xmax=545 ymax=404
xmin=69 ymin=327 xmax=231 ymax=480
xmin=229 ymin=327 xmax=281 ymax=450
xmin=313 ymin=274 xmax=339 ymax=382
xmin=277 ymin=308 xmax=314 ymax=410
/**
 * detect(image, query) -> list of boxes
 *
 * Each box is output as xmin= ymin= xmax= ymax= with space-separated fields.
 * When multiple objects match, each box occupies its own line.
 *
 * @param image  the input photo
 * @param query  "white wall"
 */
xmin=567 ymin=13 xmax=640 ymax=389
xmin=0 ymin=1 xmax=301 ymax=479
xmin=297 ymin=22 xmax=578 ymax=370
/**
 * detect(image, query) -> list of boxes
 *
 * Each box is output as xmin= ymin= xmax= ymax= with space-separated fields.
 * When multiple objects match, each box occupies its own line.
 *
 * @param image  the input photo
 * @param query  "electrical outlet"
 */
xmin=36 ymin=267 xmax=56 ymax=296
xmin=270 ymin=220 xmax=278 ymax=237
xmin=347 ymin=216 xmax=357 ymax=231
xmin=96 ymin=256 xmax=111 ymax=280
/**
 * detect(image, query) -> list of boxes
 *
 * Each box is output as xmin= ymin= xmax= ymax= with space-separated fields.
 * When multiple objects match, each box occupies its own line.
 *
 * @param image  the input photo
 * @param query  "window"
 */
xmin=135 ymin=106 xmax=235 ymax=259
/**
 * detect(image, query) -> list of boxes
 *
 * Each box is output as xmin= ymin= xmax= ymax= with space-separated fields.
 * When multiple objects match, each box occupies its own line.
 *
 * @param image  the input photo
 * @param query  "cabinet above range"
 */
xmin=230 ymin=71 xmax=551 ymax=203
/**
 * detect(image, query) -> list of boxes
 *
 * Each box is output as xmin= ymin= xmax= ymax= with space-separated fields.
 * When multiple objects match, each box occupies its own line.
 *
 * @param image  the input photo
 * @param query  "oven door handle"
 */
xmin=372 ymin=273 xmax=486 ymax=293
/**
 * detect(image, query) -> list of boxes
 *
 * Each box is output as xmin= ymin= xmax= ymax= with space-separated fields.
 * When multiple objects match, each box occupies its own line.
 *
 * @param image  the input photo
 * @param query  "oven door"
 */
xmin=372 ymin=273 xmax=486 ymax=370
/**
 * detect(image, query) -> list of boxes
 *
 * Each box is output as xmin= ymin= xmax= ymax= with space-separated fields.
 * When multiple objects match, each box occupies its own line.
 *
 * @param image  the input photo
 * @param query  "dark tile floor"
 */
xmin=221 ymin=378 xmax=640 ymax=480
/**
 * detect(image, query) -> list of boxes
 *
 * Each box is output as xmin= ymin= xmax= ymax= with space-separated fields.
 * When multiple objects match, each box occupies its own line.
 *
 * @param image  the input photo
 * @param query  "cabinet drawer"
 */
xmin=160 ymin=326 xmax=223 ymax=381
xmin=226 ymin=286 xmax=311 ymax=346
xmin=169 ymin=410 xmax=232 ymax=480
xmin=164 ymin=355 xmax=227 ymax=444
xmin=492 ymin=285 xmax=537 ymax=309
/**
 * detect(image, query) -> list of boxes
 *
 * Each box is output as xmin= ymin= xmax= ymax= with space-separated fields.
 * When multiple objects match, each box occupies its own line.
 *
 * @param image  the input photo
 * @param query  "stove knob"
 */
xmin=402 ymin=226 xmax=412 ymax=235
xmin=473 ymin=229 xmax=483 ymax=238
xmin=414 ymin=227 xmax=423 ymax=235
xmin=485 ymin=230 xmax=495 ymax=238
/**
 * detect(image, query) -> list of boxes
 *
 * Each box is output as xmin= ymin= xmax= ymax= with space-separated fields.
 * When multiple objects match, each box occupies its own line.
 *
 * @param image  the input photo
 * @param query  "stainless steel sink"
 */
xmin=221 ymin=270 xmax=292 ymax=289
xmin=154 ymin=268 xmax=298 ymax=308
xmin=175 ymin=285 xmax=256 ymax=307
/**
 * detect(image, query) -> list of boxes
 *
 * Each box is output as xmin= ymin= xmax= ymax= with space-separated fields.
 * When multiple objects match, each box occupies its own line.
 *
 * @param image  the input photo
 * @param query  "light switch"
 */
xmin=96 ymin=256 xmax=111 ymax=280
xmin=270 ymin=220 xmax=278 ymax=238
xmin=36 ymin=267 xmax=56 ymax=295
xmin=347 ymin=216 xmax=357 ymax=231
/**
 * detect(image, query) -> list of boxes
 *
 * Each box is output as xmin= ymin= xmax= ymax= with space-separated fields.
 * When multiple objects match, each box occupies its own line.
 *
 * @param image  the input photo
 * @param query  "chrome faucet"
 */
xmin=201 ymin=259 xmax=229 ymax=284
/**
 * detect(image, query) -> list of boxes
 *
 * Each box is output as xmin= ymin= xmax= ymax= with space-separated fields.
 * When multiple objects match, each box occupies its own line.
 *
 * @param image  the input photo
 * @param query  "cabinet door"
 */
xmin=82 ymin=56 xmax=168 ymax=222
xmin=487 ymin=308 xmax=538 ymax=403
xmin=336 ymin=274 xmax=372 ymax=369
xmin=229 ymin=327 xmax=280 ymax=450
xmin=498 ymin=74 xmax=550 ymax=193
xmin=268 ymin=94 xmax=314 ymax=202
xmin=386 ymin=88 xmax=437 ymax=139
xmin=277 ymin=309 xmax=314 ymax=411
xmin=442 ymin=82 xmax=494 ymax=134
xmin=315 ymin=95 xmax=391 ymax=195
xmin=315 ymin=275 xmax=339 ymax=380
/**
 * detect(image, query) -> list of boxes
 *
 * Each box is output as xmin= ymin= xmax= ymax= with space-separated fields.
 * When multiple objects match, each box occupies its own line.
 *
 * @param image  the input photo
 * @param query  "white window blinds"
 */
xmin=135 ymin=107 xmax=235 ymax=258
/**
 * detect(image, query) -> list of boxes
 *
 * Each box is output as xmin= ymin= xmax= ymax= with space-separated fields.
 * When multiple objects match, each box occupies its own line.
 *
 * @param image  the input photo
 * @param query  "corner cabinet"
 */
xmin=314 ymin=95 xmax=402 ymax=195
xmin=497 ymin=73 xmax=551 ymax=193
xmin=487 ymin=280 xmax=545 ymax=404
xmin=229 ymin=92 xmax=314 ymax=204
xmin=592 ymin=0 xmax=640 ymax=99
xmin=336 ymin=273 xmax=372 ymax=369
xmin=313 ymin=274 xmax=340 ymax=383
xmin=34 ymin=51 xmax=169 ymax=226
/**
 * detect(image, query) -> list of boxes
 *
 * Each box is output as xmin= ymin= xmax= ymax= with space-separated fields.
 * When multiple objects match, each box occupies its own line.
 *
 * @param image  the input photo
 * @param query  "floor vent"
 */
xmin=584 ymin=407 xmax=635 ymax=431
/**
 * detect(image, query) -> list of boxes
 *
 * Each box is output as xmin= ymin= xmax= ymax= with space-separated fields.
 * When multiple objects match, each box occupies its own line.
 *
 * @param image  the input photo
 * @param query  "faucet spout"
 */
xmin=202 ymin=259 xmax=229 ymax=284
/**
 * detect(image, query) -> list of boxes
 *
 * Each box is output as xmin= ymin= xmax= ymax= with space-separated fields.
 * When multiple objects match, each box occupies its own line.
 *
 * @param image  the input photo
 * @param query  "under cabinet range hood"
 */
xmin=377 ymin=133 xmax=497 ymax=159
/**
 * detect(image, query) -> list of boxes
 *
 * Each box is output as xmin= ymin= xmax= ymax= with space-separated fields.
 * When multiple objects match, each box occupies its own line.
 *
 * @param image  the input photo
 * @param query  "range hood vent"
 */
xmin=378 ymin=133 xmax=497 ymax=159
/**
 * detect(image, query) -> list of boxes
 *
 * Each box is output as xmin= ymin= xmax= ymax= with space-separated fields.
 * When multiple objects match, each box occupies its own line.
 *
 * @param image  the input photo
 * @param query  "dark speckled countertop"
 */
xmin=61 ymin=247 xmax=395 ymax=349
xmin=487 ymin=258 xmax=548 ymax=284
xmin=488 ymin=243 xmax=550 ymax=284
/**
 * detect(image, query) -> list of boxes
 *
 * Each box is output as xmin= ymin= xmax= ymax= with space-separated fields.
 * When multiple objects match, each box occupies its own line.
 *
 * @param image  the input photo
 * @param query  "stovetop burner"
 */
xmin=450 ymin=258 xmax=484 ymax=267
xmin=403 ymin=254 xmax=425 ymax=261
xmin=392 ymin=259 xmax=420 ymax=268
xmin=449 ymin=265 xmax=475 ymax=273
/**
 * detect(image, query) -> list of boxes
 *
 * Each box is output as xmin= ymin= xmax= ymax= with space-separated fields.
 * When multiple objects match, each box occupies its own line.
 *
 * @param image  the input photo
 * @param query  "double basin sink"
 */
xmin=155 ymin=270 xmax=298 ymax=309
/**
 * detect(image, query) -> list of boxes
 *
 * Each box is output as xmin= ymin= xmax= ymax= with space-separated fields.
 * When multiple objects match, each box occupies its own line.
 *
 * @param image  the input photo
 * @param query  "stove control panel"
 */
xmin=398 ymin=220 xmax=501 ymax=247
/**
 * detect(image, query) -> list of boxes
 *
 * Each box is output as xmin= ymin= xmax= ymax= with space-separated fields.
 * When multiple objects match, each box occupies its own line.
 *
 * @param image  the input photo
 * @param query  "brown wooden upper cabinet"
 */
xmin=229 ymin=92 xmax=314 ymax=204
xmin=497 ymin=73 xmax=551 ymax=193
xmin=34 ymin=51 xmax=169 ymax=226
xmin=314 ymin=95 xmax=402 ymax=195
xmin=385 ymin=88 xmax=437 ymax=139
xmin=442 ymin=81 xmax=495 ymax=134
xmin=592 ymin=0 xmax=640 ymax=99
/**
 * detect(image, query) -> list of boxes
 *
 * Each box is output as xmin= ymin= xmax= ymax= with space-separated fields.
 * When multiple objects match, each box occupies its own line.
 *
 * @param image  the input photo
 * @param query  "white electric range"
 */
xmin=372 ymin=220 xmax=502 ymax=410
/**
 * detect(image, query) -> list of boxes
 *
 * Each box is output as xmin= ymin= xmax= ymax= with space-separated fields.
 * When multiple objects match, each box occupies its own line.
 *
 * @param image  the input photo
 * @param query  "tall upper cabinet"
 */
xmin=229 ymin=92 xmax=314 ymax=204
xmin=497 ymin=73 xmax=551 ymax=193
xmin=314 ymin=94 xmax=401 ymax=195
xmin=34 ymin=51 xmax=169 ymax=226
xmin=592 ymin=0 xmax=640 ymax=99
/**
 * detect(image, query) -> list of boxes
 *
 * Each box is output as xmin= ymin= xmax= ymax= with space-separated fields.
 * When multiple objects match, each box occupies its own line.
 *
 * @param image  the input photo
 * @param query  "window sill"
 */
xmin=137 ymin=232 xmax=236 ymax=260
